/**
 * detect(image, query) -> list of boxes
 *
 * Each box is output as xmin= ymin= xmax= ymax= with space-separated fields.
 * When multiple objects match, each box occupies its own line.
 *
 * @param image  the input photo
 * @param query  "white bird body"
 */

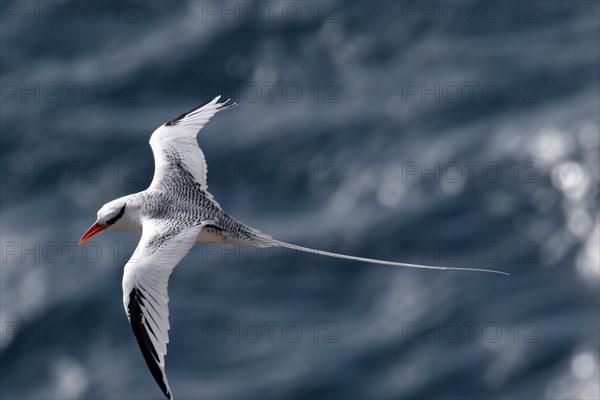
xmin=79 ymin=96 xmax=508 ymax=400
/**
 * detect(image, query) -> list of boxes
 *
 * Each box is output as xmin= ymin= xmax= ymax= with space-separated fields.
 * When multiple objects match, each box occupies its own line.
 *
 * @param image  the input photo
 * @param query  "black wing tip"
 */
xmin=217 ymin=97 xmax=237 ymax=110
xmin=128 ymin=288 xmax=172 ymax=399
xmin=165 ymin=96 xmax=237 ymax=127
xmin=165 ymin=98 xmax=211 ymax=127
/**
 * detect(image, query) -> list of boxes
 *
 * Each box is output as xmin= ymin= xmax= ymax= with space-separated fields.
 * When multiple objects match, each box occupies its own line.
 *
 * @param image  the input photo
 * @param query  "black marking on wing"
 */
xmin=147 ymin=228 xmax=181 ymax=254
xmin=106 ymin=204 xmax=126 ymax=225
xmin=163 ymin=146 xmax=196 ymax=182
xmin=164 ymin=98 xmax=237 ymax=127
xmin=128 ymin=288 xmax=172 ymax=400
xmin=165 ymin=99 xmax=213 ymax=126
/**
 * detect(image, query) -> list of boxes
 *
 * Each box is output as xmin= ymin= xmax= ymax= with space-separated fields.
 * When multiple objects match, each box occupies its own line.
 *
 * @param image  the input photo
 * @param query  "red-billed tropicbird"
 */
xmin=78 ymin=96 xmax=508 ymax=399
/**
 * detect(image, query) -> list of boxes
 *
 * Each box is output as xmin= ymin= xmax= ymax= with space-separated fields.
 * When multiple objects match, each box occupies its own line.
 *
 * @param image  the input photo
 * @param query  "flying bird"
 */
xmin=78 ymin=96 xmax=508 ymax=399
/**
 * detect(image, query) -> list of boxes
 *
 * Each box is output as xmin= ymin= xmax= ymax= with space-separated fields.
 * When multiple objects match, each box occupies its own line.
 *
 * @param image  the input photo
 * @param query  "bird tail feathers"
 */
xmin=251 ymin=236 xmax=509 ymax=275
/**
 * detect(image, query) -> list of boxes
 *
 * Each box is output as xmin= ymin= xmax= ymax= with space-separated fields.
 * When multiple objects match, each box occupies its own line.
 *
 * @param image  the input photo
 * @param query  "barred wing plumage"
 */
xmin=148 ymin=96 xmax=236 ymax=192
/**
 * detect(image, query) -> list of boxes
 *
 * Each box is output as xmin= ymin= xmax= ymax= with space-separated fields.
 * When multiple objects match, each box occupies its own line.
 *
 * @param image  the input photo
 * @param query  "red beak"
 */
xmin=79 ymin=222 xmax=108 ymax=245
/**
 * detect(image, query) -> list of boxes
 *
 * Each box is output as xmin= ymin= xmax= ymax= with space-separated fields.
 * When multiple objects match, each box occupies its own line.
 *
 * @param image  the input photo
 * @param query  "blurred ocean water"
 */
xmin=1 ymin=1 xmax=599 ymax=399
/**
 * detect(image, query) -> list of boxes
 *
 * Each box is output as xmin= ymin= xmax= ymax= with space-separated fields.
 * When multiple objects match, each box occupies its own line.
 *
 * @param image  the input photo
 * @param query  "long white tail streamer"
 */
xmin=267 ymin=239 xmax=509 ymax=276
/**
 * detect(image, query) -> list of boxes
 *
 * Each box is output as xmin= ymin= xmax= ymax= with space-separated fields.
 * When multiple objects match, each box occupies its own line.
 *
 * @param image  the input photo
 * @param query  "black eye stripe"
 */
xmin=106 ymin=204 xmax=126 ymax=225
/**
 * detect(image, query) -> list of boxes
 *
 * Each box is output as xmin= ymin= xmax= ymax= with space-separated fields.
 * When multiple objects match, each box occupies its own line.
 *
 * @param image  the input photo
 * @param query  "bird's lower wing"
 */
xmin=122 ymin=221 xmax=208 ymax=400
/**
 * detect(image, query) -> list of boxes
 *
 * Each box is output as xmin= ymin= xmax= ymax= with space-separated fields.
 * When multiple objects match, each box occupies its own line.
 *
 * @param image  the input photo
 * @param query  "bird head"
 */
xmin=79 ymin=199 xmax=127 ymax=244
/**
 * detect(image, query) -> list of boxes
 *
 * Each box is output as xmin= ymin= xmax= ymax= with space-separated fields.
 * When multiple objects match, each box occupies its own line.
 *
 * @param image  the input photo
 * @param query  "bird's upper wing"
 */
xmin=148 ymin=96 xmax=236 ymax=191
xmin=122 ymin=220 xmax=208 ymax=400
